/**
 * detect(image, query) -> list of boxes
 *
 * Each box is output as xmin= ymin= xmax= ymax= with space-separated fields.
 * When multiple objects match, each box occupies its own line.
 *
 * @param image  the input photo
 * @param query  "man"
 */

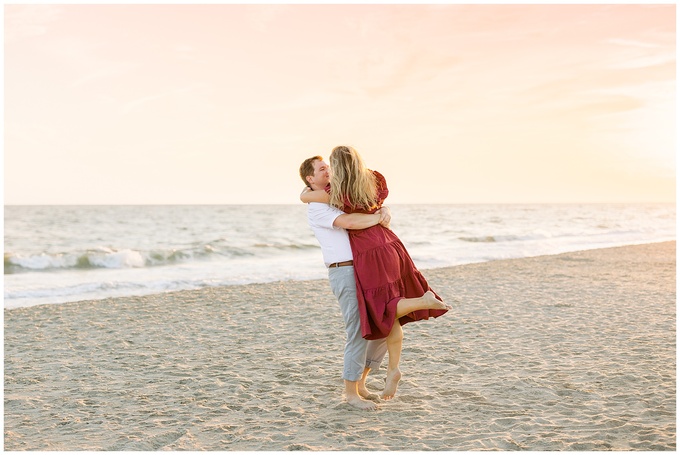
xmin=299 ymin=155 xmax=389 ymax=410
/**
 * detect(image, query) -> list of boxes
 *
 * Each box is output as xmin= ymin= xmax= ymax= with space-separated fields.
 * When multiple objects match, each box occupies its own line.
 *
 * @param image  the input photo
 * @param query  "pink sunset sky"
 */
xmin=3 ymin=3 xmax=676 ymax=204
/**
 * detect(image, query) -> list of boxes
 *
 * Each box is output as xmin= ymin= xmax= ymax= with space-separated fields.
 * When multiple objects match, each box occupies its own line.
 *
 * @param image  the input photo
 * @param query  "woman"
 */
xmin=301 ymin=145 xmax=451 ymax=399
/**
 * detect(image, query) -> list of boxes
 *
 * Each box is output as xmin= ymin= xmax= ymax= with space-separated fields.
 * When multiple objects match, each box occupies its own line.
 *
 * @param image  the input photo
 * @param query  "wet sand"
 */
xmin=4 ymin=241 xmax=676 ymax=450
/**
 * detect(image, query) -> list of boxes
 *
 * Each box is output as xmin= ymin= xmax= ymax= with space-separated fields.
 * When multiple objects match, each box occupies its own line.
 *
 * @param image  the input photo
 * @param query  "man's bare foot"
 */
xmin=381 ymin=368 xmax=402 ymax=400
xmin=358 ymin=384 xmax=380 ymax=401
xmin=422 ymin=290 xmax=452 ymax=311
xmin=347 ymin=394 xmax=378 ymax=410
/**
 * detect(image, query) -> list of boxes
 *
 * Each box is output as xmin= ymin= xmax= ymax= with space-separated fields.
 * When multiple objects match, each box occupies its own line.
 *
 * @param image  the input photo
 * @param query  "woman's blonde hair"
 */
xmin=329 ymin=146 xmax=377 ymax=210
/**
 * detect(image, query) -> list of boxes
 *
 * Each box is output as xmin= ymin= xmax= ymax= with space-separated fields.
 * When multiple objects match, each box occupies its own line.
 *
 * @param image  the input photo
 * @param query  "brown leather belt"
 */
xmin=328 ymin=260 xmax=354 ymax=268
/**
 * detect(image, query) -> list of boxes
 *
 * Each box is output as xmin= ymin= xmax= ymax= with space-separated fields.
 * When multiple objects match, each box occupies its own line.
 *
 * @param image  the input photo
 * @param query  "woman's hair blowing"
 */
xmin=329 ymin=146 xmax=377 ymax=211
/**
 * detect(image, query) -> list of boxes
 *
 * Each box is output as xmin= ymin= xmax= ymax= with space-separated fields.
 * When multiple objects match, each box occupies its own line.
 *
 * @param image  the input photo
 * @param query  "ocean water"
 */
xmin=3 ymin=204 xmax=676 ymax=309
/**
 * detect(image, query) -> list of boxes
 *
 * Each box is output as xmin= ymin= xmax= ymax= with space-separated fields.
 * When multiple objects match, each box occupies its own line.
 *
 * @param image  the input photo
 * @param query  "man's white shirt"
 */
xmin=307 ymin=202 xmax=353 ymax=267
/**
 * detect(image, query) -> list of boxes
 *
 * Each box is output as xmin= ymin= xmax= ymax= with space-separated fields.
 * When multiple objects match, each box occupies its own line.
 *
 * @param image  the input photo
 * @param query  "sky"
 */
xmin=3 ymin=3 xmax=676 ymax=204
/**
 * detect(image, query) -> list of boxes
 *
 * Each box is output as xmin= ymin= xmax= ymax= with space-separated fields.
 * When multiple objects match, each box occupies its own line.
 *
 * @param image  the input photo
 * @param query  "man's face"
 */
xmin=307 ymin=159 xmax=330 ymax=190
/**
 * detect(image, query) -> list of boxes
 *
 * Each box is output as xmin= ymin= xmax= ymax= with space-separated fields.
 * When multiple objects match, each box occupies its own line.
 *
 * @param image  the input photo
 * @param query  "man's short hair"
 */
xmin=299 ymin=155 xmax=323 ymax=187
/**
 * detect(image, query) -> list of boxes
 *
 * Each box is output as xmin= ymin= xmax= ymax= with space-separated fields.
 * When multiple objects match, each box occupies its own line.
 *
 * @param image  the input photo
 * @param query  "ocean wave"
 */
xmin=457 ymin=228 xmax=655 ymax=244
xmin=459 ymin=236 xmax=499 ymax=243
xmin=4 ymin=240 xmax=321 ymax=274
xmin=3 ymin=280 xmax=133 ymax=300
xmin=4 ymin=244 xmax=252 ymax=274
xmin=4 ymin=204 xmax=675 ymax=308
xmin=458 ymin=230 xmax=556 ymax=244
xmin=5 ymin=249 xmax=144 ymax=273
xmin=3 ymin=278 xmax=213 ymax=308
xmin=252 ymin=242 xmax=318 ymax=250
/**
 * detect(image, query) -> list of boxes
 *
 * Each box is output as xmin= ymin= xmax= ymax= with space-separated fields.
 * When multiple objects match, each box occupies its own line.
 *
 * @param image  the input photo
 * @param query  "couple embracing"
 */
xmin=299 ymin=145 xmax=451 ymax=410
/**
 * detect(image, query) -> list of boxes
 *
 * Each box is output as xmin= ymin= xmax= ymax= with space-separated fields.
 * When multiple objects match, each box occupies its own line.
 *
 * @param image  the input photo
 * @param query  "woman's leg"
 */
xmin=382 ymin=322 xmax=403 ymax=400
xmin=381 ymin=292 xmax=451 ymax=400
xmin=395 ymin=290 xmax=451 ymax=318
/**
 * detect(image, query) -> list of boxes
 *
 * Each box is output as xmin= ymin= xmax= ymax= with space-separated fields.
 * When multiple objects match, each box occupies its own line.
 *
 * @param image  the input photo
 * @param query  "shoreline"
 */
xmin=4 ymin=241 xmax=676 ymax=450
xmin=5 ymin=239 xmax=676 ymax=311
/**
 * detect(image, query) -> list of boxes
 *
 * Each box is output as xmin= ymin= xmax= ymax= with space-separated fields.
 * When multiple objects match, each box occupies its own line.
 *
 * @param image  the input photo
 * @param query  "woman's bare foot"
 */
xmin=347 ymin=395 xmax=378 ymax=410
xmin=358 ymin=383 xmax=380 ymax=401
xmin=381 ymin=368 xmax=402 ymax=400
xmin=422 ymin=290 xmax=452 ymax=311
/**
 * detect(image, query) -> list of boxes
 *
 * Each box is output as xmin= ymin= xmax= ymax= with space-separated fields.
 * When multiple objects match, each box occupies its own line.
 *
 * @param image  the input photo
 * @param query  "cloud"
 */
xmin=608 ymin=54 xmax=676 ymax=70
xmin=606 ymin=38 xmax=663 ymax=49
xmin=4 ymin=5 xmax=62 ymax=43
xmin=175 ymin=44 xmax=194 ymax=58
xmin=247 ymin=5 xmax=288 ymax=33
xmin=120 ymin=86 xmax=199 ymax=115
xmin=5 ymin=121 xmax=59 ymax=147
xmin=70 ymin=61 xmax=138 ymax=88
xmin=246 ymin=90 xmax=345 ymax=113
xmin=120 ymin=93 xmax=169 ymax=115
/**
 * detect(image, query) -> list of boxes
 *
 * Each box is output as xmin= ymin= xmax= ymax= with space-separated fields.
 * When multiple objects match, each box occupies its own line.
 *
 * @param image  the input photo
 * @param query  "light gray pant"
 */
xmin=329 ymin=265 xmax=387 ymax=382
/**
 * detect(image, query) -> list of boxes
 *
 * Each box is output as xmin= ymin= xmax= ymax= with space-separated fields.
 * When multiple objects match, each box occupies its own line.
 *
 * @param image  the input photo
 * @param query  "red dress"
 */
xmin=330 ymin=171 xmax=448 ymax=340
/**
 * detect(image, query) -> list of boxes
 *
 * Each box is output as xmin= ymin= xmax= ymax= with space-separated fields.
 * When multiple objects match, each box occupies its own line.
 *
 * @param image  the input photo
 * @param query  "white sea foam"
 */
xmin=7 ymin=252 xmax=78 ymax=270
xmin=5 ymin=248 xmax=147 ymax=271
xmin=87 ymin=248 xmax=146 ymax=269
xmin=4 ymin=204 xmax=675 ymax=308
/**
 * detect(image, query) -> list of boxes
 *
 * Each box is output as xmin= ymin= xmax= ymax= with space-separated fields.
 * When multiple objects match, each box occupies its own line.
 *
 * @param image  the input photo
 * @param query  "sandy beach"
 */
xmin=4 ymin=241 xmax=676 ymax=451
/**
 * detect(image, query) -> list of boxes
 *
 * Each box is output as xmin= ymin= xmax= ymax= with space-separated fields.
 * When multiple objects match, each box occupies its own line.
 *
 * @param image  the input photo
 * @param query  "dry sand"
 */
xmin=4 ymin=241 xmax=676 ymax=450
